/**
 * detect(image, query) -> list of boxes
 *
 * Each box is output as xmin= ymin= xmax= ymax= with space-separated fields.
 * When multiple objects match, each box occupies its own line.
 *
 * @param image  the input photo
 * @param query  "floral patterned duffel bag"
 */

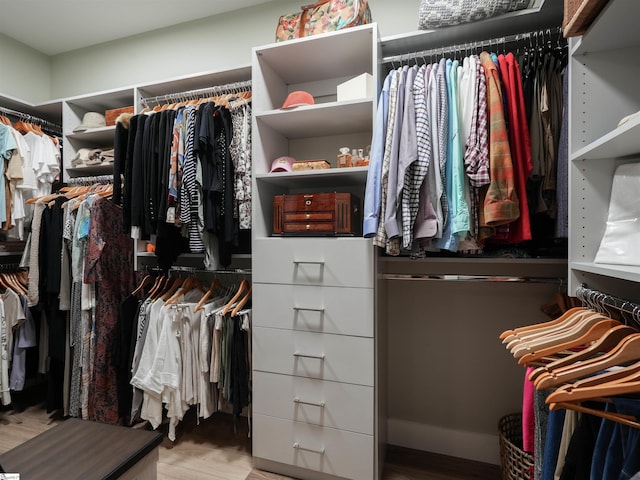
xmin=275 ymin=0 xmax=372 ymax=42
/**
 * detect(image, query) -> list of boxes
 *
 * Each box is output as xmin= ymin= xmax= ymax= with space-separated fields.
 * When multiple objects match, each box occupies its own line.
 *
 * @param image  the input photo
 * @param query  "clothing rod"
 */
xmin=140 ymin=79 xmax=252 ymax=108
xmin=577 ymin=284 xmax=640 ymax=321
xmin=66 ymin=174 xmax=120 ymax=185
xmin=0 ymin=105 xmax=62 ymax=135
xmin=382 ymin=26 xmax=565 ymax=66
xmin=168 ymin=265 xmax=252 ymax=275
xmin=379 ymin=273 xmax=565 ymax=284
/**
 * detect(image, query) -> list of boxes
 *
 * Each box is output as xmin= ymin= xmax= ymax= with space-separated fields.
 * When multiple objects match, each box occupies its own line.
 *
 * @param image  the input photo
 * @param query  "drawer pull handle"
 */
xmin=293 ymin=306 xmax=325 ymax=313
xmin=293 ymin=442 xmax=325 ymax=455
xmin=293 ymin=397 xmax=326 ymax=408
xmin=293 ymin=260 xmax=325 ymax=265
xmin=293 ymin=352 xmax=325 ymax=360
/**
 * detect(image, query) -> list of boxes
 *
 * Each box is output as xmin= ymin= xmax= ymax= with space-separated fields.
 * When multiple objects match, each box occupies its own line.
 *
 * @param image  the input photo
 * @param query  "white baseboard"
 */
xmin=387 ymin=418 xmax=500 ymax=465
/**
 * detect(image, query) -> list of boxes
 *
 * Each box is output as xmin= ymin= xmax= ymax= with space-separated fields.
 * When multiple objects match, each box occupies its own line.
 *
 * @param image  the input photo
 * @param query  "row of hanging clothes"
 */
xmin=0 ymin=264 xmax=33 ymax=408
xmin=115 ymin=80 xmax=252 ymax=273
xmin=0 ymin=106 xmax=62 ymax=242
xmin=365 ymin=28 xmax=567 ymax=259
xmin=15 ymin=175 xmax=134 ymax=424
xmin=501 ymin=285 xmax=640 ymax=480
xmin=124 ymin=269 xmax=252 ymax=441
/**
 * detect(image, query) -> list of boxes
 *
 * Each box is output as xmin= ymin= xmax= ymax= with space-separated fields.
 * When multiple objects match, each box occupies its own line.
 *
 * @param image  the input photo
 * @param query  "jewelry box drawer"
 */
xmin=253 ymin=414 xmax=374 ymax=480
xmin=253 ymin=283 xmax=373 ymax=337
xmin=252 ymin=371 xmax=374 ymax=435
xmin=253 ymin=327 xmax=374 ymax=386
xmin=252 ymin=238 xmax=374 ymax=288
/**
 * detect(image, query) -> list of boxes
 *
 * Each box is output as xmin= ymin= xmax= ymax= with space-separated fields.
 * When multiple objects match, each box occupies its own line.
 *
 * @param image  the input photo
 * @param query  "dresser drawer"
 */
xmin=252 ymin=238 xmax=374 ymax=288
xmin=253 ymin=283 xmax=373 ymax=337
xmin=253 ymin=327 xmax=374 ymax=386
xmin=252 ymin=371 xmax=374 ymax=435
xmin=253 ymin=414 xmax=374 ymax=480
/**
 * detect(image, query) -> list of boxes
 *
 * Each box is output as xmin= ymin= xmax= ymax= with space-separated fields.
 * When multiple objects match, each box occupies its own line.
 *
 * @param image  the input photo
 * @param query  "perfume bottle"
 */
xmin=337 ymin=147 xmax=352 ymax=168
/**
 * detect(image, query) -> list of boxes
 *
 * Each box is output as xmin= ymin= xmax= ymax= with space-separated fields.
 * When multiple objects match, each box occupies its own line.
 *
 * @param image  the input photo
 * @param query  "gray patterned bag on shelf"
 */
xmin=418 ymin=0 xmax=533 ymax=30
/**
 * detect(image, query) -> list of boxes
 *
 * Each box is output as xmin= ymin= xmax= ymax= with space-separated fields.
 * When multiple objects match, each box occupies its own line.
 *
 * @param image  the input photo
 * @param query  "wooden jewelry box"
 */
xmin=273 ymin=192 xmax=360 ymax=236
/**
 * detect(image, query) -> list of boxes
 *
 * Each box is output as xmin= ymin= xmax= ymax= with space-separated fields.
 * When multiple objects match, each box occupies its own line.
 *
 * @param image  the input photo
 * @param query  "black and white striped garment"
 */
xmin=181 ymin=106 xmax=205 ymax=253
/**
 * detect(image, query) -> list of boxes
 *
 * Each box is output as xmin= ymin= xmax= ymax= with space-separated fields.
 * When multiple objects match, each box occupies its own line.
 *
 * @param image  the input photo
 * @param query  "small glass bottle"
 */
xmin=337 ymin=147 xmax=352 ymax=168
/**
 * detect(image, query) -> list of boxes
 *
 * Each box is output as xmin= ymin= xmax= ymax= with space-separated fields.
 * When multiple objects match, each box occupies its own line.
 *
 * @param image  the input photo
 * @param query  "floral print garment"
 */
xmin=84 ymin=198 xmax=135 ymax=424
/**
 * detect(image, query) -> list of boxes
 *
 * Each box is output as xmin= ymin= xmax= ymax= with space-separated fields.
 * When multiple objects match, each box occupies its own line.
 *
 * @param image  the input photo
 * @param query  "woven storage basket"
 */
xmin=563 ymin=0 xmax=611 ymax=37
xmin=499 ymin=413 xmax=534 ymax=480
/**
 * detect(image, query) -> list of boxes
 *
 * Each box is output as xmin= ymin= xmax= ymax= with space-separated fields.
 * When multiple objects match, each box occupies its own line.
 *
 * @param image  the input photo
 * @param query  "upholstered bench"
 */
xmin=0 ymin=418 xmax=163 ymax=479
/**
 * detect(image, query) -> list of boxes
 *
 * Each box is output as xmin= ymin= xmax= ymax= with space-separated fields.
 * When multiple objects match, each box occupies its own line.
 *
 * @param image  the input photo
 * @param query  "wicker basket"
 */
xmin=563 ymin=0 xmax=611 ymax=37
xmin=498 ymin=413 xmax=534 ymax=480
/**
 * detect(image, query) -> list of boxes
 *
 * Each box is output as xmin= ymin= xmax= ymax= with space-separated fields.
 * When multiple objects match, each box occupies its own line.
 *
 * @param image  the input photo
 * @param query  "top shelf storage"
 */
xmin=380 ymin=0 xmax=562 ymax=58
xmin=254 ymin=24 xmax=375 ymax=86
xmin=572 ymin=0 xmax=638 ymax=55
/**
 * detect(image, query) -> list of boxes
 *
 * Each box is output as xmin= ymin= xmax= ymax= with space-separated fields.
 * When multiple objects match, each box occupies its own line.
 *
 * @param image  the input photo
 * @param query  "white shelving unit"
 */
xmin=568 ymin=0 xmax=640 ymax=302
xmin=62 ymin=88 xmax=133 ymax=179
xmin=251 ymin=24 xmax=383 ymax=480
xmin=61 ymin=66 xmax=252 ymax=270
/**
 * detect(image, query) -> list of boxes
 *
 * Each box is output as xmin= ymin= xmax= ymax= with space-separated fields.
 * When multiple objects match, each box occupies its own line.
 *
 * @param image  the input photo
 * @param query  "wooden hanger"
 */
xmin=500 ymin=306 xmax=587 ymax=341
xmin=509 ymin=311 xmax=605 ymax=357
xmin=502 ymin=307 xmax=589 ymax=347
xmin=507 ymin=309 xmax=600 ymax=354
xmin=220 ymin=279 xmax=249 ymax=316
xmin=0 ymin=115 xmax=11 ymax=125
xmin=548 ymin=360 xmax=640 ymax=403
xmin=13 ymin=119 xmax=35 ymax=135
xmin=132 ymin=274 xmax=156 ymax=297
xmin=527 ymin=324 xmax=637 ymax=383
xmin=5 ymin=272 xmax=27 ymax=296
xmin=165 ymin=276 xmax=206 ymax=305
xmin=515 ymin=317 xmax=620 ymax=365
xmin=160 ymin=276 xmax=185 ymax=302
xmin=548 ymin=401 xmax=640 ymax=430
xmin=31 ymin=123 xmax=44 ymax=135
xmin=147 ymin=275 xmax=167 ymax=300
xmin=231 ymin=284 xmax=252 ymax=317
xmin=534 ymin=333 xmax=640 ymax=389
xmin=194 ymin=278 xmax=225 ymax=313
xmin=0 ymin=273 xmax=9 ymax=290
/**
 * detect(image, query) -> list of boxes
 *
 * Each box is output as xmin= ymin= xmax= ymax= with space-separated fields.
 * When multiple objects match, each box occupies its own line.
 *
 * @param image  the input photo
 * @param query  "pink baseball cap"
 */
xmin=270 ymin=156 xmax=295 ymax=173
xmin=281 ymin=91 xmax=315 ymax=109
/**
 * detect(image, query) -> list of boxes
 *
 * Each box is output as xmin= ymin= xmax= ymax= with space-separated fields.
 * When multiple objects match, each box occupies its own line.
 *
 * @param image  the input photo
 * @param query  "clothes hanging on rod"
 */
xmin=126 ymin=270 xmax=252 ymax=441
xmin=20 ymin=183 xmax=134 ymax=422
xmin=499 ymin=284 xmax=640 ymax=480
xmin=116 ymin=80 xmax=252 ymax=272
xmin=0 ymin=108 xmax=62 ymax=241
xmin=0 ymin=105 xmax=62 ymax=137
xmin=0 ymin=264 xmax=33 ymax=407
xmin=366 ymin=28 xmax=567 ymax=259
xmin=139 ymin=80 xmax=252 ymax=110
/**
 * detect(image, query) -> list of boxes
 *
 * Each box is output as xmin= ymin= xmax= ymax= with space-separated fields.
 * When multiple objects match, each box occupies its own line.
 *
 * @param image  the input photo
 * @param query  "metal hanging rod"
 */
xmin=577 ymin=284 xmax=640 ymax=326
xmin=166 ymin=265 xmax=251 ymax=276
xmin=382 ymin=26 xmax=565 ymax=66
xmin=379 ymin=273 xmax=565 ymax=285
xmin=0 ymin=105 xmax=62 ymax=135
xmin=66 ymin=174 xmax=120 ymax=185
xmin=140 ymin=79 xmax=252 ymax=109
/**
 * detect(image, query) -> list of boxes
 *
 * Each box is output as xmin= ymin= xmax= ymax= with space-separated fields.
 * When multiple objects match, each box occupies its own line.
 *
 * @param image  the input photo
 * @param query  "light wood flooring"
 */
xmin=1 ymin=389 xmax=500 ymax=480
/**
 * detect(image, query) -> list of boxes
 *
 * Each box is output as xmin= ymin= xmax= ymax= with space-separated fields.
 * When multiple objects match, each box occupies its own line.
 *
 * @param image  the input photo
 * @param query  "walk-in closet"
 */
xmin=1 ymin=0 xmax=637 ymax=479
